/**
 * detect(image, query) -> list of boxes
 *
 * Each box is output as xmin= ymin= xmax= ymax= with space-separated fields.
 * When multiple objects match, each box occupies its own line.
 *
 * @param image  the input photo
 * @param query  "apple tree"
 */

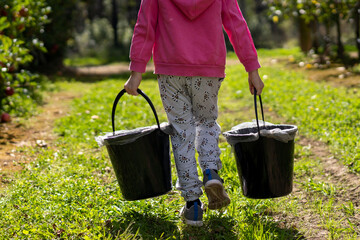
xmin=265 ymin=0 xmax=356 ymax=64
xmin=0 ymin=0 xmax=50 ymax=122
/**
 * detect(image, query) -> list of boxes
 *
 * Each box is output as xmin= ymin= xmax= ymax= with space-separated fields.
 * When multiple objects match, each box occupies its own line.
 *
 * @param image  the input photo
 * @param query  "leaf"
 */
xmin=0 ymin=35 xmax=12 ymax=50
xmin=0 ymin=17 xmax=10 ymax=32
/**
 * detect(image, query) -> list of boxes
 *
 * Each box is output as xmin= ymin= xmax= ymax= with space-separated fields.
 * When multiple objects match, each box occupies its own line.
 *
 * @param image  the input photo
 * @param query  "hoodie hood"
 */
xmin=170 ymin=0 xmax=215 ymax=20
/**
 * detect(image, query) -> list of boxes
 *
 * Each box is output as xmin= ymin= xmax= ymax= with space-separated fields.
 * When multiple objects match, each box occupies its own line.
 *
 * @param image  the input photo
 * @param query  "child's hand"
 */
xmin=124 ymin=71 xmax=142 ymax=95
xmin=248 ymin=69 xmax=264 ymax=95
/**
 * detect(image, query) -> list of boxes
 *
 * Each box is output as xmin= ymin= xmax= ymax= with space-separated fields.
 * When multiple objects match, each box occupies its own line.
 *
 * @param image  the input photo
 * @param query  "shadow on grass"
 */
xmin=107 ymin=209 xmax=179 ymax=239
xmin=59 ymin=69 xmax=157 ymax=83
xmin=106 ymin=209 xmax=239 ymax=239
xmin=242 ymin=213 xmax=307 ymax=240
xmin=105 ymin=207 xmax=305 ymax=239
xmin=181 ymin=212 xmax=305 ymax=240
xmin=180 ymin=215 xmax=238 ymax=240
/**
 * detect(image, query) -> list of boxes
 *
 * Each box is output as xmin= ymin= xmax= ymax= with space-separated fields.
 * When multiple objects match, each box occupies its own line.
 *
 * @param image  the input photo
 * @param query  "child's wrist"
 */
xmin=131 ymin=71 xmax=142 ymax=76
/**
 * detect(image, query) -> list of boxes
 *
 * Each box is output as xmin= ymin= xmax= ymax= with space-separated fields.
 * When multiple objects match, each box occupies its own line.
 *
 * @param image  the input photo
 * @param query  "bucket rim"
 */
xmin=224 ymin=124 xmax=298 ymax=136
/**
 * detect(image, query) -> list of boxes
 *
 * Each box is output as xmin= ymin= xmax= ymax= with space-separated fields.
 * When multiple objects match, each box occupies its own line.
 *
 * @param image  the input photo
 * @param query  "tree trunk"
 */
xmin=319 ymin=20 xmax=331 ymax=64
xmin=127 ymin=0 xmax=142 ymax=28
xmin=111 ymin=0 xmax=119 ymax=47
xmin=312 ymin=19 xmax=320 ymax=54
xmin=254 ymin=0 xmax=267 ymax=14
xmin=355 ymin=1 xmax=360 ymax=61
xmin=299 ymin=18 xmax=312 ymax=53
xmin=335 ymin=13 xmax=344 ymax=60
xmin=238 ymin=0 xmax=247 ymax=19
xmin=87 ymin=0 xmax=105 ymax=20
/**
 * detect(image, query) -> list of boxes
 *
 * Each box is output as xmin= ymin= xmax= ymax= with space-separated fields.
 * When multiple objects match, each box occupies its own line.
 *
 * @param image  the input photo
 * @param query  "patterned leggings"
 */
xmin=158 ymin=75 xmax=223 ymax=201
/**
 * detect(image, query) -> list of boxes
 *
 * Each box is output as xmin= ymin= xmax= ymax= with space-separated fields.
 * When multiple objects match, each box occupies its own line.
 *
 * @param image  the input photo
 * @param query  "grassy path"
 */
xmin=0 ymin=89 xmax=78 ymax=188
xmin=0 ymin=51 xmax=359 ymax=239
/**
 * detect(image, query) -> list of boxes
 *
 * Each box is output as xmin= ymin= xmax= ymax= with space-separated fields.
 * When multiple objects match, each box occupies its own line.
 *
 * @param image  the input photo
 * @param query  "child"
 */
xmin=125 ymin=0 xmax=264 ymax=226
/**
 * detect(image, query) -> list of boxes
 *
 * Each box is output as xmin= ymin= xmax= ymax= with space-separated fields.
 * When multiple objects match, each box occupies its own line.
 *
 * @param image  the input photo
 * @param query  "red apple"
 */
xmin=19 ymin=7 xmax=28 ymax=17
xmin=8 ymin=65 xmax=15 ymax=72
xmin=0 ymin=9 xmax=7 ymax=17
xmin=1 ymin=113 xmax=11 ymax=123
xmin=51 ymin=44 xmax=59 ymax=54
xmin=5 ymin=87 xmax=14 ymax=96
xmin=17 ymin=24 xmax=25 ymax=31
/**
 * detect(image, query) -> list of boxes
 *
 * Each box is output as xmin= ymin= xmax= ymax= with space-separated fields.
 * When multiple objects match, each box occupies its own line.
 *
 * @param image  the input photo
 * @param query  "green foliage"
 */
xmin=68 ymin=18 xmax=114 ymax=57
xmin=0 ymin=1 xmax=50 ymax=118
xmin=264 ymin=0 xmax=358 ymax=62
xmin=36 ymin=0 xmax=77 ymax=70
xmin=67 ymin=0 xmax=133 ymax=64
xmin=264 ymin=0 xmax=353 ymax=23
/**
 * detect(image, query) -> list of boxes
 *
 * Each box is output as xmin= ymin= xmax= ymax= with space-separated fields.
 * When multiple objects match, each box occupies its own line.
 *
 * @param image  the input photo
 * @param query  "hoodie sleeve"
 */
xmin=221 ymin=0 xmax=260 ymax=72
xmin=129 ymin=0 xmax=158 ymax=73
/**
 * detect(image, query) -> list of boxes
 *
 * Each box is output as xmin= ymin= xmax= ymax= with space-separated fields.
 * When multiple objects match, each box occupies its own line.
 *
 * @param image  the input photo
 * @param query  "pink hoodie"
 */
xmin=129 ymin=0 xmax=260 ymax=78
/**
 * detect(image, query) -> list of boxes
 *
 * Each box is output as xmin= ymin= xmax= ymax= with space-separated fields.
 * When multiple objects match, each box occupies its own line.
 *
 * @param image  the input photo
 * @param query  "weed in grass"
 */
xmin=293 ymin=146 xmax=322 ymax=178
xmin=302 ymin=178 xmax=337 ymax=197
xmin=342 ymin=202 xmax=356 ymax=217
xmin=108 ymin=209 xmax=178 ymax=239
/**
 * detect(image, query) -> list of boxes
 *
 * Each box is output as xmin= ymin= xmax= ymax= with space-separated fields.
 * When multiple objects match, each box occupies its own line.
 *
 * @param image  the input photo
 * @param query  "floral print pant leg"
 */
xmin=158 ymin=75 xmax=223 ymax=201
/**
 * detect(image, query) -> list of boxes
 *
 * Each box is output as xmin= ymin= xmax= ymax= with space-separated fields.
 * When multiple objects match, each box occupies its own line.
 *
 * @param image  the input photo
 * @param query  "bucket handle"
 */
xmin=111 ymin=89 xmax=161 ymax=136
xmin=254 ymin=89 xmax=265 ymax=136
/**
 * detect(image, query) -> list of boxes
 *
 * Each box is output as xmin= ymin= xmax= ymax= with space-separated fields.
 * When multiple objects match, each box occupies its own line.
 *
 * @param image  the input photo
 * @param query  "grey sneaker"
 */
xmin=180 ymin=201 xmax=204 ymax=227
xmin=203 ymin=169 xmax=231 ymax=210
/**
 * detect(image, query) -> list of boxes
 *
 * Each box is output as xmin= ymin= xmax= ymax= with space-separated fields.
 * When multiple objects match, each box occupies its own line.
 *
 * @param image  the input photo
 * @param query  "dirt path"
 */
xmin=0 ymin=91 xmax=77 ymax=188
xmin=283 ymin=136 xmax=360 ymax=238
xmin=65 ymin=63 xmax=154 ymax=76
xmin=64 ymin=59 xmax=241 ymax=77
xmin=257 ymin=97 xmax=360 ymax=238
xmin=262 ymin=57 xmax=360 ymax=89
xmin=300 ymin=137 xmax=360 ymax=200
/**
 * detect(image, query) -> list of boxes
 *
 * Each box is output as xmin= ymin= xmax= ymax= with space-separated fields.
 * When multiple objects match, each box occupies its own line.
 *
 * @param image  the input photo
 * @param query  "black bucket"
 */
xmin=102 ymin=89 xmax=172 ymax=201
xmin=224 ymin=91 xmax=297 ymax=199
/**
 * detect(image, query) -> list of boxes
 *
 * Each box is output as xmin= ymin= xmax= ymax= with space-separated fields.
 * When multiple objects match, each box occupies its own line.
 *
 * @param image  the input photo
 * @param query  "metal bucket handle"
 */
xmin=111 ymin=89 xmax=161 ymax=136
xmin=254 ymin=89 xmax=265 ymax=136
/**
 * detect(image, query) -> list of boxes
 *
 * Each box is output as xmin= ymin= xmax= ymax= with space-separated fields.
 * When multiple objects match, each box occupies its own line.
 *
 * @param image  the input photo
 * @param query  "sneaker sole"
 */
xmin=180 ymin=207 xmax=204 ymax=227
xmin=204 ymin=180 xmax=231 ymax=210
xmin=183 ymin=218 xmax=204 ymax=227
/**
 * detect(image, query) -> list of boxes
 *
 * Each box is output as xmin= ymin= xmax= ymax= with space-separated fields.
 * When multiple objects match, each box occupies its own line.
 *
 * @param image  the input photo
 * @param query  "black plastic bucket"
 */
xmin=103 ymin=89 xmax=172 ymax=201
xmin=233 ymin=126 xmax=295 ymax=198
xmin=225 ymin=91 xmax=296 ymax=199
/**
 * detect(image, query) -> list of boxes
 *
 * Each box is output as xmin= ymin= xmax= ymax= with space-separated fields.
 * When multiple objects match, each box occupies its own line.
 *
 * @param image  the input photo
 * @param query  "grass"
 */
xmin=63 ymin=57 xmax=108 ymax=67
xmin=0 ymin=49 xmax=359 ymax=239
xmin=227 ymin=47 xmax=303 ymax=62
xmin=64 ymin=47 xmax=130 ymax=67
